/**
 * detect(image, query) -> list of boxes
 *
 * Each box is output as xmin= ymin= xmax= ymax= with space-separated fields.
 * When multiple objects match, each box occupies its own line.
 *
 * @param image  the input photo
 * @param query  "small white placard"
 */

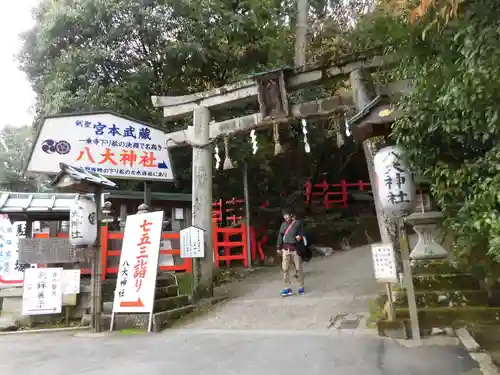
xmin=174 ymin=208 xmax=184 ymax=220
xmin=62 ymin=269 xmax=81 ymax=295
xmin=22 ymin=268 xmax=63 ymax=315
xmin=371 ymin=243 xmax=398 ymax=283
xmin=180 ymin=226 xmax=205 ymax=258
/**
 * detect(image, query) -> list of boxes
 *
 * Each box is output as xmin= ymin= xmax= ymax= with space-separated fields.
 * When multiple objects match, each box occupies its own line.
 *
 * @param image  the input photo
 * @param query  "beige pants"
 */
xmin=282 ymin=249 xmax=304 ymax=288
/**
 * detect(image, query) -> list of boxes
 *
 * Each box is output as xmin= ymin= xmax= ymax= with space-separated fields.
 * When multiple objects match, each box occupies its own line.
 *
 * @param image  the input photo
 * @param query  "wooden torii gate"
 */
xmin=151 ymin=55 xmax=409 ymax=298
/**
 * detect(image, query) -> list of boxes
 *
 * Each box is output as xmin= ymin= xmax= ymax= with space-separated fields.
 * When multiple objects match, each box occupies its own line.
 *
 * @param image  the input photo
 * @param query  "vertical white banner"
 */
xmin=112 ymin=211 xmax=164 ymax=313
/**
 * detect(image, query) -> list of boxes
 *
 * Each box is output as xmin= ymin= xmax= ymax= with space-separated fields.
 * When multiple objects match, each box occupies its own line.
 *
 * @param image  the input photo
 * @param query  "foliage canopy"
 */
xmin=349 ymin=0 xmax=500 ymax=264
xmin=19 ymin=0 xmax=370 ymax=224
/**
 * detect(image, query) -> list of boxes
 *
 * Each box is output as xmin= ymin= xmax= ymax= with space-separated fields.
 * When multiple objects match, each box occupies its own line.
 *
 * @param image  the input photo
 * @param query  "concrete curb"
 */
xmin=0 ymin=326 xmax=90 ymax=336
xmin=456 ymin=327 xmax=500 ymax=375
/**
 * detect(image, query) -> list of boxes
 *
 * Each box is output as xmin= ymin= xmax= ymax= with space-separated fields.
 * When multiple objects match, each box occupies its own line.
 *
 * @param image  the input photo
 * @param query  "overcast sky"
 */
xmin=0 ymin=0 xmax=41 ymax=128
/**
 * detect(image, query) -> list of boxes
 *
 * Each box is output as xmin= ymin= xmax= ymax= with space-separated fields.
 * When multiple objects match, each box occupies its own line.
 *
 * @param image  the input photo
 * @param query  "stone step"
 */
xmin=154 ymin=295 xmax=189 ymax=313
xmin=153 ymin=305 xmax=196 ymax=332
xmin=411 ymin=260 xmax=464 ymax=275
xmin=102 ymin=294 xmax=188 ymax=314
xmin=412 ymin=273 xmax=480 ymax=291
xmin=101 ymin=275 xmax=177 ymax=302
xmin=82 ymin=305 xmax=196 ymax=332
xmin=394 ymin=290 xmax=489 ymax=308
xmin=155 ymin=285 xmax=179 ymax=299
xmin=155 ymin=276 xmax=177 ymax=288
xmin=396 ymin=307 xmax=500 ymax=328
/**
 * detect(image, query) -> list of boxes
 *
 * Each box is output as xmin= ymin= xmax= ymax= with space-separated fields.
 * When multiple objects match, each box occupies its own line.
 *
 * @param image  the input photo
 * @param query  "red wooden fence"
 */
xmin=213 ymin=220 xmax=249 ymax=268
xmin=32 ymin=221 xmax=263 ymax=277
xmin=34 ymin=228 xmax=193 ymax=280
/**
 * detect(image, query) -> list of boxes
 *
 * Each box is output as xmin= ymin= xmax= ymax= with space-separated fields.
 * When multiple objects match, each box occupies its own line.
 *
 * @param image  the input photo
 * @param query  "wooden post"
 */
xmin=349 ymin=68 xmax=397 ymax=320
xmin=399 ymin=218 xmax=421 ymax=340
xmin=91 ymin=187 xmax=103 ymax=332
xmin=191 ymin=106 xmax=214 ymax=301
xmin=243 ymin=162 xmax=252 ymax=269
xmin=143 ymin=182 xmax=152 ymax=208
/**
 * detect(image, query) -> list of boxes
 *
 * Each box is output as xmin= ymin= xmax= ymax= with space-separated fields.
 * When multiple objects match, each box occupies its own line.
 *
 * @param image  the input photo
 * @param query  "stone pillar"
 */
xmin=119 ymin=204 xmax=127 ymax=232
xmin=137 ymin=203 xmax=149 ymax=214
xmin=191 ymin=106 xmax=214 ymax=300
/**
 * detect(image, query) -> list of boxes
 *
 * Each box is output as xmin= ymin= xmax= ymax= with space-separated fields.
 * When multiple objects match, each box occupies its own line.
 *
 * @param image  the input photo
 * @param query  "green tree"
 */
xmin=345 ymin=0 xmax=500 ymax=267
xmin=0 ymin=125 xmax=39 ymax=192
xmin=19 ymin=0 xmax=294 ymax=124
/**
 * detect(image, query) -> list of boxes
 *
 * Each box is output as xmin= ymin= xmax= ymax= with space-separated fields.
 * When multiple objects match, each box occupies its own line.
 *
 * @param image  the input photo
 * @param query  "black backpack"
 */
xmin=296 ymin=235 xmax=312 ymax=262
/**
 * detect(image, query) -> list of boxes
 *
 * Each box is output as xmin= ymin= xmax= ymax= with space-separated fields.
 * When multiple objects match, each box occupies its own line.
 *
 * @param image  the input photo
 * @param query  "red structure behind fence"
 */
xmin=213 ymin=179 xmax=371 ymax=220
xmin=304 ymin=179 xmax=370 ymax=209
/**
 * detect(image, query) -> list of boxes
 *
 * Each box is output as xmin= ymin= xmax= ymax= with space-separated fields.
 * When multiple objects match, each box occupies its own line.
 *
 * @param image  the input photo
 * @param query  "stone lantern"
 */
xmin=406 ymin=176 xmax=448 ymax=260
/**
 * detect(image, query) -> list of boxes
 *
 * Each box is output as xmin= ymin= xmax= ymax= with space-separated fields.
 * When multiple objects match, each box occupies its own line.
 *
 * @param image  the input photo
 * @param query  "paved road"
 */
xmin=0 ymin=245 xmax=480 ymax=375
xmin=0 ymin=329 xmax=479 ymax=375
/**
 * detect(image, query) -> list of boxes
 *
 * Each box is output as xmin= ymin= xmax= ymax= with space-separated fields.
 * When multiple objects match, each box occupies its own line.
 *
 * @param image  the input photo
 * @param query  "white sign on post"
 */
xmin=371 ymin=243 xmax=398 ymax=283
xmin=62 ymin=269 xmax=81 ymax=295
xmin=25 ymin=112 xmax=174 ymax=181
xmin=112 ymin=211 xmax=164 ymax=314
xmin=0 ymin=220 xmax=36 ymax=287
xmin=180 ymin=226 xmax=205 ymax=258
xmin=22 ymin=268 xmax=63 ymax=315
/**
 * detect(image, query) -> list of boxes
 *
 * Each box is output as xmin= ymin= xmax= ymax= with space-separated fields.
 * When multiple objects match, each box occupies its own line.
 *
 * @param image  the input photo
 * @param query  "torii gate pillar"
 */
xmin=191 ymin=107 xmax=214 ymax=300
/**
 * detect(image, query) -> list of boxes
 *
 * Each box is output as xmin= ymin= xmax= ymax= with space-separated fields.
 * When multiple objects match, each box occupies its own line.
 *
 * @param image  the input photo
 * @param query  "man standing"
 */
xmin=276 ymin=209 xmax=305 ymax=296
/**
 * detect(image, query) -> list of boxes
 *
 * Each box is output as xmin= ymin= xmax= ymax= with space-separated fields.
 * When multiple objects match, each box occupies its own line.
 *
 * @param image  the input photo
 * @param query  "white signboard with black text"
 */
xmin=112 ymin=211 xmax=164 ymax=314
xmin=371 ymin=243 xmax=398 ymax=283
xmin=62 ymin=269 xmax=81 ymax=295
xmin=22 ymin=268 xmax=63 ymax=315
xmin=25 ymin=112 xmax=174 ymax=181
xmin=180 ymin=226 xmax=205 ymax=258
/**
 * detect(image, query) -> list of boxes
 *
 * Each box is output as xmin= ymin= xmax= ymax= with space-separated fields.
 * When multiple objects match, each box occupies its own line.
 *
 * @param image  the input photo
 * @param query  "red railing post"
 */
xmin=224 ymin=232 xmax=231 ymax=267
xmin=212 ymin=219 xmax=220 ymax=268
xmin=304 ymin=180 xmax=312 ymax=204
xmin=250 ymin=226 xmax=257 ymax=261
xmin=241 ymin=221 xmax=249 ymax=268
xmin=340 ymin=179 xmax=348 ymax=208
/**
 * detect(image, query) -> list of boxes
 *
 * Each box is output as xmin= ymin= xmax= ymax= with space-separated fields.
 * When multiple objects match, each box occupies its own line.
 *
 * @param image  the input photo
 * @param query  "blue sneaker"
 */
xmin=280 ymin=288 xmax=293 ymax=297
xmin=298 ymin=287 xmax=305 ymax=296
